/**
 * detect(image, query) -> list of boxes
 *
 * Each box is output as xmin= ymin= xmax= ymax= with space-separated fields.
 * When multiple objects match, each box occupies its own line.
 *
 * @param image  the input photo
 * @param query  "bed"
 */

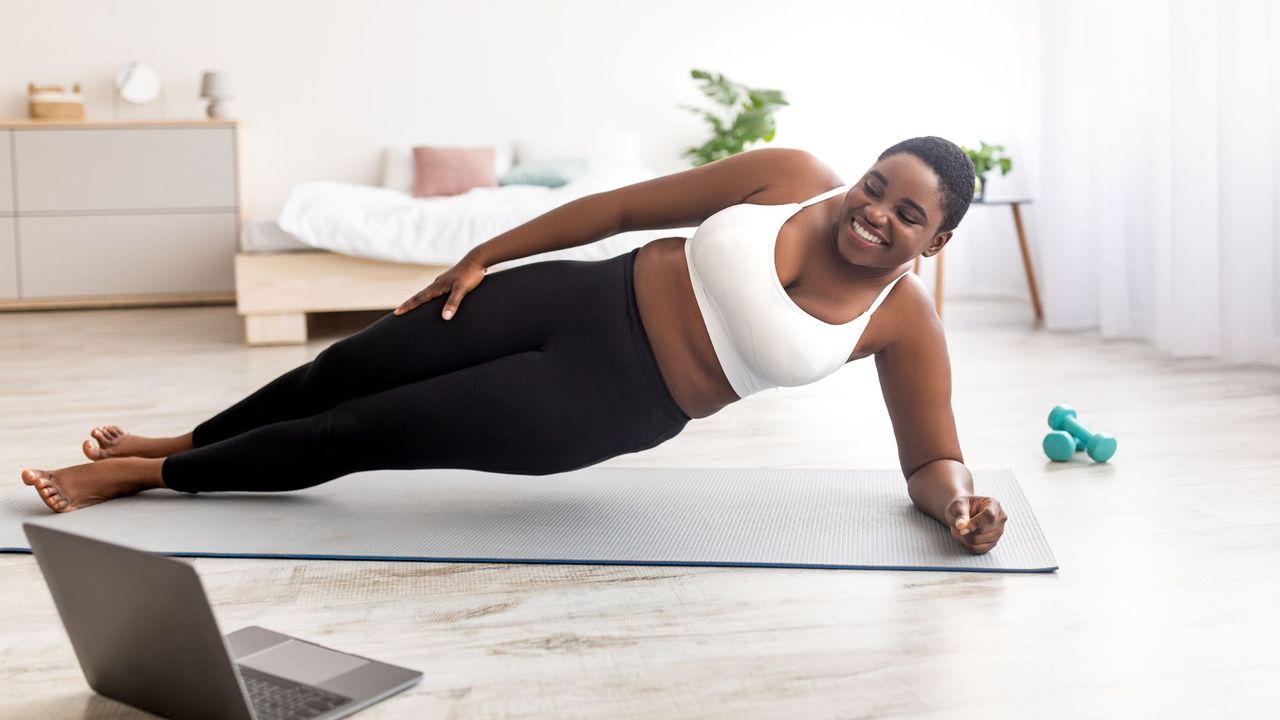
xmin=235 ymin=135 xmax=689 ymax=345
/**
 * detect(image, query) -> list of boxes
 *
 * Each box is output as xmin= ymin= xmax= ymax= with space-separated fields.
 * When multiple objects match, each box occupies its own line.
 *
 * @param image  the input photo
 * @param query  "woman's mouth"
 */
xmin=848 ymin=218 xmax=888 ymax=248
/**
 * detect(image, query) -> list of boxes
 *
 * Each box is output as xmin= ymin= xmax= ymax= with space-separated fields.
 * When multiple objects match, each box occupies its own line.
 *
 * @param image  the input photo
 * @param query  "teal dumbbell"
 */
xmin=1042 ymin=431 xmax=1081 ymax=462
xmin=1042 ymin=404 xmax=1117 ymax=463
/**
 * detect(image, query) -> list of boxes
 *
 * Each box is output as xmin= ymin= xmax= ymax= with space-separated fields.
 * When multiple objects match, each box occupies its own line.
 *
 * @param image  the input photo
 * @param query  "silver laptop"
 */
xmin=23 ymin=523 xmax=422 ymax=720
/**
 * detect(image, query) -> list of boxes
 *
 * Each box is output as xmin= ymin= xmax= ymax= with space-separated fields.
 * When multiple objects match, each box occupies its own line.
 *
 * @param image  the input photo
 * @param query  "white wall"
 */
xmin=0 ymin=0 xmax=1043 ymax=300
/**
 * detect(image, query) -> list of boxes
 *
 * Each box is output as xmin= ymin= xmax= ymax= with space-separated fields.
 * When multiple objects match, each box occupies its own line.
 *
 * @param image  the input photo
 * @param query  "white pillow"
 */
xmin=381 ymin=143 xmax=514 ymax=194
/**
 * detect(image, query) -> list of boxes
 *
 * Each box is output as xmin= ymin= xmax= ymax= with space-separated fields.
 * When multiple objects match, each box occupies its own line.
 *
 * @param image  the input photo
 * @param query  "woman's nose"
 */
xmin=865 ymin=205 xmax=889 ymax=228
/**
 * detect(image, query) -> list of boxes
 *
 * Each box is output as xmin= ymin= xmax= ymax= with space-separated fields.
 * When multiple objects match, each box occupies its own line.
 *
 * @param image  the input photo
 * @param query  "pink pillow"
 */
xmin=411 ymin=146 xmax=497 ymax=197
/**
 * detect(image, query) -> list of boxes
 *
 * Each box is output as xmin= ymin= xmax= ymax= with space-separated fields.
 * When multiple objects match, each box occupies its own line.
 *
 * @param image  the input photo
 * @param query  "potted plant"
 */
xmin=962 ymin=141 xmax=1013 ymax=202
xmin=680 ymin=69 xmax=789 ymax=167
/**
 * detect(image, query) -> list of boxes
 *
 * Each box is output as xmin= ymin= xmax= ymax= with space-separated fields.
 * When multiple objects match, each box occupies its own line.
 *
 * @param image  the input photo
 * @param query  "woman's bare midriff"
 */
xmin=633 ymin=236 xmax=738 ymax=419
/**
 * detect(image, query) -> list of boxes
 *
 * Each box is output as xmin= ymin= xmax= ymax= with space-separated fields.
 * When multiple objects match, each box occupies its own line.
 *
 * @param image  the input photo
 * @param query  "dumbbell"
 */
xmin=1042 ymin=404 xmax=1117 ymax=463
xmin=1042 ymin=431 xmax=1082 ymax=462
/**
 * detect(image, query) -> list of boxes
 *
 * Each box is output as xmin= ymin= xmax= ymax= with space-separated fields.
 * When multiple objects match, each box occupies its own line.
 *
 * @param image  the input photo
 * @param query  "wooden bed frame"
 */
xmin=234 ymin=251 xmax=448 ymax=345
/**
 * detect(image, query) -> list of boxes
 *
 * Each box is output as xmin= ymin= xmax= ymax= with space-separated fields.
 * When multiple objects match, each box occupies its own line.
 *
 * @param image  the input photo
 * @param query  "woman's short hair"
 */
xmin=878 ymin=136 xmax=975 ymax=233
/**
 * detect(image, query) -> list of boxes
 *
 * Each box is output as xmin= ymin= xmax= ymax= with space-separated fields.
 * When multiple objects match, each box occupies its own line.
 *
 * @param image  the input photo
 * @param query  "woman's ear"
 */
xmin=921 ymin=231 xmax=952 ymax=258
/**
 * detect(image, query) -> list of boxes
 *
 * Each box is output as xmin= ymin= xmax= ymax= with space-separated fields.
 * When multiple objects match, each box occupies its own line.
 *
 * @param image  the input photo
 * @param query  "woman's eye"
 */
xmin=898 ymin=212 xmax=917 ymax=225
xmin=863 ymin=181 xmax=880 ymax=198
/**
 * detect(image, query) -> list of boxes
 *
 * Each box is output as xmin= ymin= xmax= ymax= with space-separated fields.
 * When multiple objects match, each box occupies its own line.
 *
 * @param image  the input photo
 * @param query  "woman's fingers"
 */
xmin=965 ymin=528 xmax=1003 ymax=547
xmin=951 ymin=525 xmax=998 ymax=547
xmin=442 ymin=286 xmax=466 ymax=320
xmin=957 ymin=502 xmax=1006 ymax=550
xmin=942 ymin=495 xmax=1007 ymax=550
xmin=394 ymin=258 xmax=486 ymax=318
xmin=946 ymin=497 xmax=972 ymax=534
xmin=393 ymin=285 xmax=439 ymax=316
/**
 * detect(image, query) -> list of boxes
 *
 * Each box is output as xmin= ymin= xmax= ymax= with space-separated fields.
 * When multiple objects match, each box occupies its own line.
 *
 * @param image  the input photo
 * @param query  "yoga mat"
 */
xmin=1 ymin=467 xmax=1057 ymax=573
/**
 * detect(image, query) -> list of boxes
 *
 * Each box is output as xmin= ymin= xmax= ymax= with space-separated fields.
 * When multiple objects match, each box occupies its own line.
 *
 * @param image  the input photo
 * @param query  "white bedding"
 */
xmin=277 ymin=165 xmax=693 ymax=272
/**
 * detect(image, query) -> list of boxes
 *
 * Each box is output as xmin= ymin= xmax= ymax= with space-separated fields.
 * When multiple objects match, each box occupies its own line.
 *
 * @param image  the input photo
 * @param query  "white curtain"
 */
xmin=1038 ymin=0 xmax=1280 ymax=365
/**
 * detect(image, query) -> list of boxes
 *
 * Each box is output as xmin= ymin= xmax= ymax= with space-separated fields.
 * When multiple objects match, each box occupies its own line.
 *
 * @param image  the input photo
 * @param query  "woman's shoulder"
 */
xmin=863 ymin=270 xmax=946 ymax=358
xmin=741 ymin=148 xmax=844 ymax=204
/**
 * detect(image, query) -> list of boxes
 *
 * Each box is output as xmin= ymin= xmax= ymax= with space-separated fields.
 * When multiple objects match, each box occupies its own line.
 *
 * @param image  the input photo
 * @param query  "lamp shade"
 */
xmin=199 ymin=71 xmax=230 ymax=99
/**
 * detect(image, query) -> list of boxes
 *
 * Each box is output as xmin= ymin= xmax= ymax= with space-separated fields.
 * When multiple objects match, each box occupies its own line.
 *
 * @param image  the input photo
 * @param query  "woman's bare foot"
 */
xmin=83 ymin=426 xmax=193 ymax=461
xmin=22 ymin=458 xmax=166 ymax=513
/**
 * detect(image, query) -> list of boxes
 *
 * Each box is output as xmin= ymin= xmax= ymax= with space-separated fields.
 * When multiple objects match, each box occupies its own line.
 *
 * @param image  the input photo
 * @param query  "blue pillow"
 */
xmin=498 ymin=158 xmax=588 ymax=188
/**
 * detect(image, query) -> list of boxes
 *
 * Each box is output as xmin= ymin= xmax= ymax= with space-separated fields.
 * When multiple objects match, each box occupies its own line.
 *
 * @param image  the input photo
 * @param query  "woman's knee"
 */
xmin=302 ymin=331 xmax=380 ymax=401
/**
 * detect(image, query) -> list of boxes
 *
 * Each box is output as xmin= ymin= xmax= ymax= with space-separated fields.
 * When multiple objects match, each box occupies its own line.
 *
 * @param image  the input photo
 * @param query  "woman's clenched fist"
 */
xmin=944 ymin=495 xmax=1008 ymax=555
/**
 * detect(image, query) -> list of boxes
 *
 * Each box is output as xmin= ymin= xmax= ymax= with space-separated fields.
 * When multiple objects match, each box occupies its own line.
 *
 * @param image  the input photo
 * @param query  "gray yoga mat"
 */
xmin=1 ymin=467 xmax=1057 ymax=573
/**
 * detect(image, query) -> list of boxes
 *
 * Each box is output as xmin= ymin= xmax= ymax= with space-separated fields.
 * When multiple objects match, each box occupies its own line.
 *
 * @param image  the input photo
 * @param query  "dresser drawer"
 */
xmin=14 ymin=128 xmax=235 ymax=212
xmin=0 ymin=219 xmax=15 ymax=299
xmin=18 ymin=213 xmax=236 ymax=298
xmin=0 ymin=130 xmax=12 ymax=213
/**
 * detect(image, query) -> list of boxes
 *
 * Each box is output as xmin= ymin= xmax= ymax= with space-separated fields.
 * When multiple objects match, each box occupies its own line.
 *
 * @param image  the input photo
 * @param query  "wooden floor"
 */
xmin=1 ymin=299 xmax=1277 ymax=718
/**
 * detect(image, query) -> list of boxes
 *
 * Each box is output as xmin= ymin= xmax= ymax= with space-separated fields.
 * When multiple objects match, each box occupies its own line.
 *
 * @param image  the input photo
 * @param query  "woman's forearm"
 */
xmin=465 ymin=193 xmax=621 ymax=268
xmin=906 ymin=459 xmax=974 ymax=524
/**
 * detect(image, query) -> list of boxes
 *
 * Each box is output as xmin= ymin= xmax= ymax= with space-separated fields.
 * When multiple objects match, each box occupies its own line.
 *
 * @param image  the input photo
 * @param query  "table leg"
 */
xmin=1011 ymin=203 xmax=1043 ymax=321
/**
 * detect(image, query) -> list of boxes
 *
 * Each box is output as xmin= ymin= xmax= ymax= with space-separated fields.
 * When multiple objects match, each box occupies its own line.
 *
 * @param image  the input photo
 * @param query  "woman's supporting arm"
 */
xmin=874 ymin=276 xmax=1007 ymax=553
xmin=873 ymin=275 xmax=965 ymax=496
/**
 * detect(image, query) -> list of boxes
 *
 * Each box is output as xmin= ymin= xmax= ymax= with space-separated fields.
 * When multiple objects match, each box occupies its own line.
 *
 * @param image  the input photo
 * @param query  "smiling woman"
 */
xmin=22 ymin=137 xmax=1001 ymax=555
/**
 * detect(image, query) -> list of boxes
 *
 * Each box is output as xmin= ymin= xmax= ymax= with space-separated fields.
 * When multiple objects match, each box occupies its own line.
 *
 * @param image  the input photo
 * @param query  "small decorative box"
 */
xmin=28 ymin=82 xmax=86 ymax=120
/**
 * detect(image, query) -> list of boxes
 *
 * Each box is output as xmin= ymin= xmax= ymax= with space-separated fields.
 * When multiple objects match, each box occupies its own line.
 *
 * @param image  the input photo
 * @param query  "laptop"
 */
xmin=23 ymin=523 xmax=422 ymax=720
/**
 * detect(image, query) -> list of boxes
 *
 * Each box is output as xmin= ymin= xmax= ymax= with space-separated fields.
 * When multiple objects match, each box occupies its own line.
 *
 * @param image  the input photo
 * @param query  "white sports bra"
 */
xmin=683 ymin=184 xmax=912 ymax=399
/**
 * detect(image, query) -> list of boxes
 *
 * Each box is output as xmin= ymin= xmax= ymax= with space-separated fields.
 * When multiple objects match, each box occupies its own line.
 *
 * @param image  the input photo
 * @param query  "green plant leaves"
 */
xmin=961 ymin=140 xmax=1014 ymax=179
xmin=747 ymin=88 xmax=788 ymax=108
xmin=682 ymin=68 xmax=789 ymax=166
xmin=692 ymin=69 xmax=742 ymax=106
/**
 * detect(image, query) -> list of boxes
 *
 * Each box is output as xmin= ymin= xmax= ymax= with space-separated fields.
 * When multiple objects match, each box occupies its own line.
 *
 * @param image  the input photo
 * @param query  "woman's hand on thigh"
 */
xmin=394 ymin=257 xmax=488 ymax=319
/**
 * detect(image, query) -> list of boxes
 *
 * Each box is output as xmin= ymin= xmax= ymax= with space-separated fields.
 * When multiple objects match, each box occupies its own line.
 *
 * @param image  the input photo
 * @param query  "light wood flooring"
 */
xmin=1 ymin=299 xmax=1277 ymax=718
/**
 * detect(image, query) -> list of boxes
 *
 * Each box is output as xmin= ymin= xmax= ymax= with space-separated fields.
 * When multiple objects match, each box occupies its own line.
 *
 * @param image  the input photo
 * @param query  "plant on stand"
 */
xmin=680 ymin=69 xmax=789 ymax=167
xmin=962 ymin=141 xmax=1013 ymax=202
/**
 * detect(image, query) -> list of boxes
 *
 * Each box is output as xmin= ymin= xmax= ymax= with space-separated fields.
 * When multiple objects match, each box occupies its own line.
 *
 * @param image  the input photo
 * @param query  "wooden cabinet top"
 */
xmin=0 ymin=119 xmax=237 ymax=130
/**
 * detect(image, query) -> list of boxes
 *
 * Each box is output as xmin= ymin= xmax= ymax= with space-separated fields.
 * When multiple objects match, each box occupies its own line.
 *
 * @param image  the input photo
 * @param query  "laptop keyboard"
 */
xmin=238 ymin=665 xmax=352 ymax=720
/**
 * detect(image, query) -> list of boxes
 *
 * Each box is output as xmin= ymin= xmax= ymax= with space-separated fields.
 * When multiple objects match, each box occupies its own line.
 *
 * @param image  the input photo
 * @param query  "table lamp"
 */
xmin=199 ymin=71 xmax=231 ymax=119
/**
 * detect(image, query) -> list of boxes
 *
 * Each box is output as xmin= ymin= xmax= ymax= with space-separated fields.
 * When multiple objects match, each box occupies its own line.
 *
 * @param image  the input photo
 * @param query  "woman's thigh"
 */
xmin=306 ymin=256 xmax=627 ymax=403
xmin=322 ymin=343 xmax=674 ymax=477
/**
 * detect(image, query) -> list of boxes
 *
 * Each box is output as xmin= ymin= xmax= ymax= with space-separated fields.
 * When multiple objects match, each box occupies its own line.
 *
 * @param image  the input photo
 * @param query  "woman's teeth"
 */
xmin=852 ymin=219 xmax=886 ymax=246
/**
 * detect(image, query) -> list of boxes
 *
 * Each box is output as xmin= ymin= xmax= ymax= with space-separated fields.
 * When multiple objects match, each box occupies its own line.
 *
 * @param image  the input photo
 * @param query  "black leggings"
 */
xmin=161 ymin=248 xmax=691 ymax=493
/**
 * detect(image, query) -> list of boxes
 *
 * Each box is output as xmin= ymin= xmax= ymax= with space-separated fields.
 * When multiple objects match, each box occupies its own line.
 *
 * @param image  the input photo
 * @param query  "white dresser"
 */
xmin=0 ymin=119 xmax=242 ymax=308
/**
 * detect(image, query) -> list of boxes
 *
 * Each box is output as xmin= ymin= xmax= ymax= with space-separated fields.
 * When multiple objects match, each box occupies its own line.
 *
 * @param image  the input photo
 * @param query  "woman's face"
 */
xmin=833 ymin=152 xmax=952 ymax=270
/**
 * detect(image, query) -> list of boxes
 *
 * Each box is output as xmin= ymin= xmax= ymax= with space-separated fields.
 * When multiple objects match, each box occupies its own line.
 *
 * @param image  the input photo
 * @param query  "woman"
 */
xmin=22 ymin=136 xmax=1008 ymax=554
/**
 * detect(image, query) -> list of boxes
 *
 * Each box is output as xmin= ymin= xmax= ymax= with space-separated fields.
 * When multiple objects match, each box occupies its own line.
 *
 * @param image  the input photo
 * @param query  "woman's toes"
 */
xmin=23 ymin=470 xmax=73 ymax=512
xmin=86 ymin=426 xmax=132 ymax=460
xmin=43 ymin=487 xmax=66 ymax=511
xmin=92 ymin=425 xmax=122 ymax=443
